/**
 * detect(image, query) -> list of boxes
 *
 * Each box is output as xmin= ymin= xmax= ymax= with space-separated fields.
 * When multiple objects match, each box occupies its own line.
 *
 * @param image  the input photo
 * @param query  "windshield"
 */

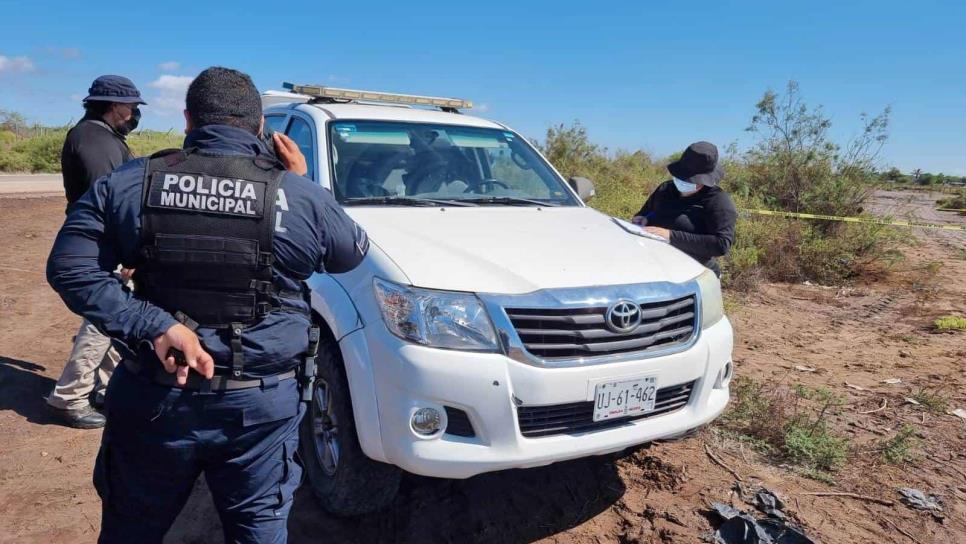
xmin=328 ymin=121 xmax=578 ymax=206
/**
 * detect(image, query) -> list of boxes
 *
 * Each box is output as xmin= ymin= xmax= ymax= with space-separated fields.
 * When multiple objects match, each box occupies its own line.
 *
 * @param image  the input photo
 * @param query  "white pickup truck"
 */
xmin=262 ymin=84 xmax=734 ymax=515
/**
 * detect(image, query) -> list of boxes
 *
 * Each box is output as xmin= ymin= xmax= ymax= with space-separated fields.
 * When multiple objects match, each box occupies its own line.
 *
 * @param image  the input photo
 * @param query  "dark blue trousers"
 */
xmin=94 ymin=363 xmax=304 ymax=544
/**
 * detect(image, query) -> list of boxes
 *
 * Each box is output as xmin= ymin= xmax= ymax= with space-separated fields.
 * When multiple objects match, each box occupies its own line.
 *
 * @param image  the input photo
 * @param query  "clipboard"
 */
xmin=611 ymin=217 xmax=669 ymax=242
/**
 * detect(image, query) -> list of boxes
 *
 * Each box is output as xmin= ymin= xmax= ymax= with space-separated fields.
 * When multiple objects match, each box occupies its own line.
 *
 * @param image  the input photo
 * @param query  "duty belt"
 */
xmin=123 ymin=358 xmax=296 ymax=391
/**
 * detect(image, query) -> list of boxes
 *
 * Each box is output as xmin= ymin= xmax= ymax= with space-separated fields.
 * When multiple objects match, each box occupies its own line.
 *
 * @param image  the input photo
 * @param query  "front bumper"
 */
xmin=343 ymin=316 xmax=733 ymax=479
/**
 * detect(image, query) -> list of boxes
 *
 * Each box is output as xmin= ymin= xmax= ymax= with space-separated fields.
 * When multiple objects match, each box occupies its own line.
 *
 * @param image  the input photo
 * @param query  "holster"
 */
xmin=300 ymin=325 xmax=321 ymax=403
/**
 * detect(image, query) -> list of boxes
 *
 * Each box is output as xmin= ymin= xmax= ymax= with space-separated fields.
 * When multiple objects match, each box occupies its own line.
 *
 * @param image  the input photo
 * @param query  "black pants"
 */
xmin=708 ymin=259 xmax=722 ymax=277
xmin=94 ymin=363 xmax=304 ymax=544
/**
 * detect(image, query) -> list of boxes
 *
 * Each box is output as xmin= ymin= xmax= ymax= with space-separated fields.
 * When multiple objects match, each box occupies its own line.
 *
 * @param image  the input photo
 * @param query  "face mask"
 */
xmin=117 ymin=106 xmax=140 ymax=135
xmin=673 ymin=177 xmax=699 ymax=194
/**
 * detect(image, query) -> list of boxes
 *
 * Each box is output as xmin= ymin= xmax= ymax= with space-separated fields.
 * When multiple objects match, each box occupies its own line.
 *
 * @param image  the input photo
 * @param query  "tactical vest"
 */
xmin=135 ymin=148 xmax=295 ymax=377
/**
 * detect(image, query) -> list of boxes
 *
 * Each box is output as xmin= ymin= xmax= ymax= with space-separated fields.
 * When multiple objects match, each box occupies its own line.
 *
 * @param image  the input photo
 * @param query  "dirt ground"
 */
xmin=0 ymin=189 xmax=963 ymax=544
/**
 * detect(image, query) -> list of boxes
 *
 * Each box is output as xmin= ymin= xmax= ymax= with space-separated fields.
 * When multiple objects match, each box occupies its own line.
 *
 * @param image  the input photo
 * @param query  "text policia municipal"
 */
xmin=149 ymin=173 xmax=267 ymax=217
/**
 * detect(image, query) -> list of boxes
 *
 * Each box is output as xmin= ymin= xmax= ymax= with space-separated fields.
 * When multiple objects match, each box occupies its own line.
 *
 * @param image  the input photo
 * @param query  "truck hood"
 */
xmin=345 ymin=207 xmax=705 ymax=294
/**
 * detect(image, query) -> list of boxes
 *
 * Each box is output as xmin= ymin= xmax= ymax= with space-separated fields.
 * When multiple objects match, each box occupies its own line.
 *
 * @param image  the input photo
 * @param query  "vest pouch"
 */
xmin=137 ymin=233 xmax=268 ymax=325
xmin=137 ymin=151 xmax=284 ymax=335
xmin=152 ymin=233 xmax=259 ymax=267
xmin=140 ymin=286 xmax=257 ymax=326
xmin=149 ymin=233 xmax=261 ymax=290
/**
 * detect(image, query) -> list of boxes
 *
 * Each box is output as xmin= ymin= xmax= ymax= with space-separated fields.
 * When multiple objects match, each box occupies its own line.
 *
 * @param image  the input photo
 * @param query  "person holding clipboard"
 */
xmin=632 ymin=141 xmax=737 ymax=277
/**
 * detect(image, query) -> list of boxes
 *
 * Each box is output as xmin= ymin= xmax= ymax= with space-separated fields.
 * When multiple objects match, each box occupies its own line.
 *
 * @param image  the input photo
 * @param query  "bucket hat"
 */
xmin=83 ymin=75 xmax=147 ymax=104
xmin=667 ymin=141 xmax=723 ymax=186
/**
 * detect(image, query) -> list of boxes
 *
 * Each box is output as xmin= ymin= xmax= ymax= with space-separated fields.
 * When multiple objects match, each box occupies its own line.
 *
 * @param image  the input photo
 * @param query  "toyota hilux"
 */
xmin=261 ymin=84 xmax=734 ymax=515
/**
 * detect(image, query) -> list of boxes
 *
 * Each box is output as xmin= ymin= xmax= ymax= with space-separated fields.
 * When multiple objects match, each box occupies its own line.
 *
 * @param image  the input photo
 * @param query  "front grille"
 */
xmin=444 ymin=407 xmax=476 ymax=437
xmin=517 ymin=381 xmax=695 ymax=438
xmin=505 ymin=295 xmax=696 ymax=360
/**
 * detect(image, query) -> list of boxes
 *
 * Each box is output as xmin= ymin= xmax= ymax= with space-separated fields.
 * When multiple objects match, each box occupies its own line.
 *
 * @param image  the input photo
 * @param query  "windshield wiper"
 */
xmin=459 ymin=196 xmax=560 ymax=207
xmin=342 ymin=196 xmax=477 ymax=207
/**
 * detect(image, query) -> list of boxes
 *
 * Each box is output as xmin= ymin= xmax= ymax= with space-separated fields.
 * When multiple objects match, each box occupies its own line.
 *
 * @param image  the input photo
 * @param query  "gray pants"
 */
xmin=46 ymin=319 xmax=119 ymax=411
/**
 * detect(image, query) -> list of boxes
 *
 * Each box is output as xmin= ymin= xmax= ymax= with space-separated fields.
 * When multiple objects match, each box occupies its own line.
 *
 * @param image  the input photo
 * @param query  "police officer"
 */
xmin=47 ymin=75 xmax=145 ymax=429
xmin=47 ymin=67 xmax=368 ymax=543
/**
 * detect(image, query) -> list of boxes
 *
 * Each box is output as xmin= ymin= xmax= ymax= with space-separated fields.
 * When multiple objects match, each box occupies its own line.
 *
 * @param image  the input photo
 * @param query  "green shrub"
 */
xmin=0 ymin=147 xmax=30 ymax=172
xmin=721 ymin=211 xmax=774 ymax=288
xmin=0 ymin=122 xmax=183 ymax=173
xmin=937 ymin=190 xmax=966 ymax=213
xmin=784 ymin=422 xmax=848 ymax=471
xmin=783 ymin=385 xmax=848 ymax=471
xmin=910 ymin=388 xmax=949 ymax=413
xmin=12 ymin=129 xmax=69 ymax=172
xmin=721 ymin=378 xmax=850 ymax=475
xmin=880 ymin=424 xmax=919 ymax=464
xmin=128 ymin=130 xmax=184 ymax=157
xmin=718 ymin=212 xmax=902 ymax=287
xmin=537 ymin=122 xmax=665 ymax=218
xmin=743 ymin=81 xmax=889 ymax=219
xmin=934 ymin=315 xmax=966 ymax=331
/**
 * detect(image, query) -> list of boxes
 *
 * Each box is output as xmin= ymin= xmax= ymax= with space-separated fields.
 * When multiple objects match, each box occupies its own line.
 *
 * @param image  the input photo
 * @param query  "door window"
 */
xmin=286 ymin=117 xmax=316 ymax=180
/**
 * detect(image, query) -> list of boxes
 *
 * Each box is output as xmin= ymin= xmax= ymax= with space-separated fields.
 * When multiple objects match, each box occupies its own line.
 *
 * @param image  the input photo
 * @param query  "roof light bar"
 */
xmin=282 ymin=82 xmax=473 ymax=110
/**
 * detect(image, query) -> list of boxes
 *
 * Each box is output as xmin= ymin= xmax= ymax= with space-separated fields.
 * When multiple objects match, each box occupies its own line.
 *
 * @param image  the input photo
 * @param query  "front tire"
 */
xmin=298 ymin=338 xmax=402 ymax=516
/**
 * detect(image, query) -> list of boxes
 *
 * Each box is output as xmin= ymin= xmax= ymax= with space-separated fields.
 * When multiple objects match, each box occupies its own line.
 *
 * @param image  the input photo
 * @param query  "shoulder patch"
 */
xmin=147 ymin=172 xmax=266 ymax=218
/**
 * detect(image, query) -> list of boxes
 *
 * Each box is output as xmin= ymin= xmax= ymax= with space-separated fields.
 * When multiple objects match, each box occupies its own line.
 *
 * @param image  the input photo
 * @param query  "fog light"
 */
xmin=715 ymin=361 xmax=734 ymax=389
xmin=411 ymin=407 xmax=442 ymax=435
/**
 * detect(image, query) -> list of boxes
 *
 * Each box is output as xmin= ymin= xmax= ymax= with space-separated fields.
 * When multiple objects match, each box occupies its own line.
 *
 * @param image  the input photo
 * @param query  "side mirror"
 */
xmin=568 ymin=176 xmax=596 ymax=203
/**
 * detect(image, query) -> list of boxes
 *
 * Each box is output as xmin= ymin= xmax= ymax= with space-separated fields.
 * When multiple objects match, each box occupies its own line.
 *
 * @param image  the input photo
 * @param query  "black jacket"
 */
xmin=60 ymin=114 xmax=133 ymax=206
xmin=636 ymin=180 xmax=737 ymax=275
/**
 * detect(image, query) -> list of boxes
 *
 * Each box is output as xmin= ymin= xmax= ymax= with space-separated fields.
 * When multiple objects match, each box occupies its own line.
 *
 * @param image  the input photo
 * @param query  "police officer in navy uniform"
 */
xmin=47 ymin=67 xmax=368 ymax=543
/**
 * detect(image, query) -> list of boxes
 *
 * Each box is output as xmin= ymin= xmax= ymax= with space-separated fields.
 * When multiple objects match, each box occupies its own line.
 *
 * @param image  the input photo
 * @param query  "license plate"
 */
xmin=593 ymin=377 xmax=658 ymax=422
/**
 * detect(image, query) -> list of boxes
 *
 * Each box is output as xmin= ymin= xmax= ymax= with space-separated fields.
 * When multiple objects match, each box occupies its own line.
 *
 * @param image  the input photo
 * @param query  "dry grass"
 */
xmin=720 ymin=378 xmax=850 ymax=475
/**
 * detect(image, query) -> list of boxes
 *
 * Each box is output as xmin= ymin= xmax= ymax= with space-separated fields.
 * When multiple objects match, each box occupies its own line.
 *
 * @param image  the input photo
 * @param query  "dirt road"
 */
xmin=0 ymin=191 xmax=963 ymax=543
xmin=0 ymin=174 xmax=62 ymax=197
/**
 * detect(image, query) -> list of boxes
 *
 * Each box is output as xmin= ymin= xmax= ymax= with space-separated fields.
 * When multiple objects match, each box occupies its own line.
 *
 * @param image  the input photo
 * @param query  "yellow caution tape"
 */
xmin=742 ymin=209 xmax=966 ymax=232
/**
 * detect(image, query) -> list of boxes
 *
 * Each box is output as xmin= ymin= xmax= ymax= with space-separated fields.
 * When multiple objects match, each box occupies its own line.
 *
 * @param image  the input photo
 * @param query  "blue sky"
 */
xmin=1 ymin=0 xmax=963 ymax=174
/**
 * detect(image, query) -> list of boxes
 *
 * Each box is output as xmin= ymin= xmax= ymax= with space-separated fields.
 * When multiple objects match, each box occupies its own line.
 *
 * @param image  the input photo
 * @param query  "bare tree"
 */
xmin=744 ymin=81 xmax=890 ymax=216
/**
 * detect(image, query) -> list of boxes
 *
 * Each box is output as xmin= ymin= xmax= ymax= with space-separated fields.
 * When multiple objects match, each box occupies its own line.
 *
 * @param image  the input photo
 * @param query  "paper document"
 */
xmin=611 ymin=217 xmax=669 ymax=242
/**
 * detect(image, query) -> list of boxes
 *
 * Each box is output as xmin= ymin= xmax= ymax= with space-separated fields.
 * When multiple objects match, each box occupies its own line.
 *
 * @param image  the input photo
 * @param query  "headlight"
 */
xmin=696 ymin=268 xmax=724 ymax=328
xmin=373 ymin=278 xmax=500 ymax=351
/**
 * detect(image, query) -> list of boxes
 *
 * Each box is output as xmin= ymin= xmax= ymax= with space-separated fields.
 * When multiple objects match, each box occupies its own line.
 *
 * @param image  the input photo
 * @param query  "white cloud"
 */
xmin=150 ymin=74 xmax=193 ymax=92
xmin=149 ymin=74 xmax=193 ymax=115
xmin=46 ymin=47 xmax=80 ymax=59
xmin=475 ymin=103 xmax=490 ymax=113
xmin=159 ymin=61 xmax=180 ymax=72
xmin=0 ymin=55 xmax=35 ymax=73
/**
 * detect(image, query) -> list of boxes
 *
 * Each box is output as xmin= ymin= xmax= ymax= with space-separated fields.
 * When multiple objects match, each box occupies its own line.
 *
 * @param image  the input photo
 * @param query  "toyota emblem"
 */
xmin=605 ymin=300 xmax=642 ymax=333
